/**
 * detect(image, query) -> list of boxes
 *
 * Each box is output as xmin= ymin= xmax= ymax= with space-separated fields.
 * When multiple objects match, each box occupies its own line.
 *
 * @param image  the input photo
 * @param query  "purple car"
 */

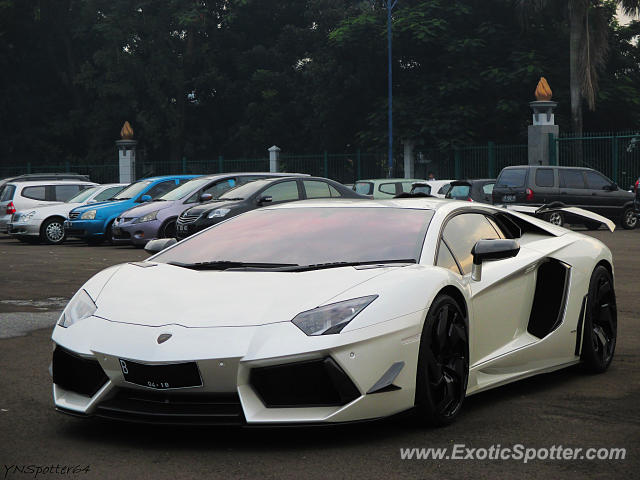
xmin=112 ymin=173 xmax=306 ymax=246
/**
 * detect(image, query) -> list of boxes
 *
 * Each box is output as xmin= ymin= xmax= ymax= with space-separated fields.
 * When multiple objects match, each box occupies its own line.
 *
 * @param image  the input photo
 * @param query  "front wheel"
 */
xmin=581 ymin=266 xmax=617 ymax=373
xmin=415 ymin=294 xmax=468 ymax=427
xmin=621 ymin=207 xmax=637 ymax=230
xmin=40 ymin=218 xmax=66 ymax=245
xmin=160 ymin=220 xmax=176 ymax=238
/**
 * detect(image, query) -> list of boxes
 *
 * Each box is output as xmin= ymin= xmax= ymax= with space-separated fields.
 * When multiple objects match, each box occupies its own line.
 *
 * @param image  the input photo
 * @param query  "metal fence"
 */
xmin=550 ymin=131 xmax=640 ymax=189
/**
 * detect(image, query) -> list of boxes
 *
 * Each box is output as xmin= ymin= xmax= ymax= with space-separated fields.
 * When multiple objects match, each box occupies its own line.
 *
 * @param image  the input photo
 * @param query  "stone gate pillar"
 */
xmin=116 ymin=121 xmax=137 ymax=183
xmin=528 ymin=77 xmax=559 ymax=166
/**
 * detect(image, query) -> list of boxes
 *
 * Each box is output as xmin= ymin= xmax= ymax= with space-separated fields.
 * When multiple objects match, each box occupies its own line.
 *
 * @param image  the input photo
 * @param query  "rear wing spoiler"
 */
xmin=502 ymin=204 xmax=615 ymax=232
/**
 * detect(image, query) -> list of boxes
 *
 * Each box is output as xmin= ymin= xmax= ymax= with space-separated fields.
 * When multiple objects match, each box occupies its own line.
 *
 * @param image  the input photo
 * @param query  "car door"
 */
xmin=436 ymin=212 xmax=539 ymax=365
xmin=257 ymin=179 xmax=302 ymax=205
xmin=558 ymin=168 xmax=589 ymax=208
xmin=584 ymin=170 xmax=617 ymax=217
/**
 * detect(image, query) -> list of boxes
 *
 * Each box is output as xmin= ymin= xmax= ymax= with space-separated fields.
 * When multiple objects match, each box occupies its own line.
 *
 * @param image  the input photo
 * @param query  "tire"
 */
xmin=415 ymin=294 xmax=468 ymax=427
xmin=40 ymin=217 xmax=66 ymax=245
xmin=160 ymin=219 xmax=177 ymax=238
xmin=545 ymin=211 xmax=564 ymax=227
xmin=105 ymin=221 xmax=115 ymax=244
xmin=581 ymin=266 xmax=617 ymax=373
xmin=620 ymin=207 xmax=637 ymax=230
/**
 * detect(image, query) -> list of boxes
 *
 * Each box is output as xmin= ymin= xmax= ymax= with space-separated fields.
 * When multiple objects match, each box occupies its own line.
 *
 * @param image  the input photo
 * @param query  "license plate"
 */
xmin=7 ymin=224 xmax=12 ymax=233
xmin=177 ymin=225 xmax=187 ymax=232
xmin=502 ymin=195 xmax=516 ymax=202
xmin=118 ymin=359 xmax=202 ymax=390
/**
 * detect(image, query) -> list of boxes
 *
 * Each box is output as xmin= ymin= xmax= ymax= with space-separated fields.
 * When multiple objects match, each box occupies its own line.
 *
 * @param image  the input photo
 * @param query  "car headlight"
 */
xmin=291 ymin=295 xmax=378 ymax=336
xmin=134 ymin=210 xmax=159 ymax=223
xmin=80 ymin=210 xmax=97 ymax=220
xmin=58 ymin=289 xmax=97 ymax=328
xmin=207 ymin=208 xmax=231 ymax=219
xmin=21 ymin=211 xmax=36 ymax=222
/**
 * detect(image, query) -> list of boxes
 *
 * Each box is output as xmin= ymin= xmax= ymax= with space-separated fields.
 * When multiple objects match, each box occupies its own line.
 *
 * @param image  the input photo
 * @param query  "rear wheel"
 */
xmin=545 ymin=211 xmax=564 ymax=227
xmin=581 ymin=266 xmax=617 ymax=373
xmin=621 ymin=207 xmax=637 ymax=230
xmin=415 ymin=294 xmax=468 ymax=427
xmin=160 ymin=219 xmax=176 ymax=238
xmin=40 ymin=218 xmax=66 ymax=245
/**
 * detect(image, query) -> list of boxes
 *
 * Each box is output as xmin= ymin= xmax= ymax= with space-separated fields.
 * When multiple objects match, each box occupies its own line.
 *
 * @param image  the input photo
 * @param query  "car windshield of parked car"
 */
xmin=158 ymin=177 xmax=216 ymax=201
xmin=447 ymin=185 xmax=471 ymax=198
xmin=153 ymin=207 xmax=434 ymax=267
xmin=67 ymin=186 xmax=99 ymax=203
xmin=496 ymin=168 xmax=527 ymax=188
xmin=354 ymin=182 xmax=373 ymax=195
xmin=111 ymin=181 xmax=151 ymax=200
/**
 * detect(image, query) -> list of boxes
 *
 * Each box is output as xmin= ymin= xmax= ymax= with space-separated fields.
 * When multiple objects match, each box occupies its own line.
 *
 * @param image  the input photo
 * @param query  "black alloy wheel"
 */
xmin=581 ymin=266 xmax=617 ymax=373
xmin=416 ymin=294 xmax=468 ymax=426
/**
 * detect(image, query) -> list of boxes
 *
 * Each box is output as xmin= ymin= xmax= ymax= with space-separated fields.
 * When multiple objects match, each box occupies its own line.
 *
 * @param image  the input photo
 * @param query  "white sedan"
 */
xmin=51 ymin=198 xmax=617 ymax=426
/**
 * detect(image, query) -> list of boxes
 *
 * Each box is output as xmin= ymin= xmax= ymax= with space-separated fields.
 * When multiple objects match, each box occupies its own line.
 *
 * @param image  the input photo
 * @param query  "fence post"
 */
xmin=323 ymin=151 xmax=329 ymax=178
xmin=611 ymin=134 xmax=619 ymax=184
xmin=64 ymin=161 xmax=70 ymax=173
xmin=27 ymin=162 xmax=32 ymax=174
xmin=268 ymin=146 xmax=281 ymax=173
xmin=454 ymin=147 xmax=461 ymax=179
xmin=487 ymin=141 xmax=496 ymax=178
xmin=356 ymin=149 xmax=361 ymax=181
xmin=218 ymin=155 xmax=224 ymax=173
xmin=547 ymin=133 xmax=557 ymax=166
xmin=182 ymin=156 xmax=187 ymax=173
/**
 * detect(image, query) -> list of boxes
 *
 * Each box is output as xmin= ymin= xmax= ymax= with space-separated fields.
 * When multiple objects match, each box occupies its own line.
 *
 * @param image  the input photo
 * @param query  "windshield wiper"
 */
xmin=152 ymin=198 xmax=166 ymax=202
xmin=273 ymin=259 xmax=416 ymax=272
xmin=166 ymin=260 xmax=298 ymax=271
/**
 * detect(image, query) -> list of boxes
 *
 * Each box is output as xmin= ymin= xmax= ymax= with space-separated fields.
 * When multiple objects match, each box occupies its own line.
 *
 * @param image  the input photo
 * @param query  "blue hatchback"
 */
xmin=65 ymin=175 xmax=200 ymax=244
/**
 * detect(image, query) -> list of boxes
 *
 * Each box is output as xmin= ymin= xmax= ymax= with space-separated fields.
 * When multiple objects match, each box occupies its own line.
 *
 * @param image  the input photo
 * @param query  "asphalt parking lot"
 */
xmin=0 ymin=230 xmax=638 ymax=480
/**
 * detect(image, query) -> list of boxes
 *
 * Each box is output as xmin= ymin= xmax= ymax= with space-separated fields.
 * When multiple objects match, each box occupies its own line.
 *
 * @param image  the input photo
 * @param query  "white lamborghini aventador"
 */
xmin=51 ymin=198 xmax=617 ymax=426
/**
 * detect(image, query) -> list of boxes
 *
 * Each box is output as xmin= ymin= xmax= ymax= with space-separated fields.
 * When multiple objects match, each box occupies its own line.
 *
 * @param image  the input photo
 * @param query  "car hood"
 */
xmin=29 ymin=202 xmax=80 ymax=217
xmin=120 ymin=200 xmax=178 ymax=218
xmin=93 ymin=262 xmax=389 ymax=328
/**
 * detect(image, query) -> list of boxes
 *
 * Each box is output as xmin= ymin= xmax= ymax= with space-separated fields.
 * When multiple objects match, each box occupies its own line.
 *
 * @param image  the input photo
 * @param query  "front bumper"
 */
xmin=112 ymin=220 xmax=161 ymax=246
xmin=51 ymin=313 xmax=422 ymax=425
xmin=63 ymin=219 xmax=107 ymax=240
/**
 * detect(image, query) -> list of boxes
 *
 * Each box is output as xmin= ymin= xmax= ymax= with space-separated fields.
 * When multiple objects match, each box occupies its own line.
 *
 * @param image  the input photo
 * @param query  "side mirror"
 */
xmin=470 ymin=239 xmax=520 ymax=281
xmin=200 ymin=193 xmax=213 ymax=202
xmin=257 ymin=195 xmax=273 ymax=205
xmin=140 ymin=194 xmax=152 ymax=202
xmin=144 ymin=237 xmax=177 ymax=255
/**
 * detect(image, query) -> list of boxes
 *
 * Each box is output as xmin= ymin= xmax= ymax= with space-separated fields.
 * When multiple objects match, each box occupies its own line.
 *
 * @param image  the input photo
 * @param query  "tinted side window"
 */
xmin=379 ymin=183 xmax=397 ymax=195
xmin=260 ymin=180 xmax=300 ymax=202
xmin=303 ymin=180 xmax=332 ymax=199
xmin=93 ymin=186 xmax=123 ymax=202
xmin=438 ymin=184 xmax=451 ymax=195
xmin=482 ymin=183 xmax=494 ymax=194
xmin=203 ymin=179 xmax=237 ymax=197
xmin=442 ymin=213 xmax=501 ymax=274
xmin=54 ymin=185 xmax=83 ymax=201
xmin=559 ymin=169 xmax=586 ymax=189
xmin=1 ymin=185 xmax=16 ymax=202
xmin=436 ymin=241 xmax=461 ymax=274
xmin=535 ymin=168 xmax=555 ymax=187
xmin=496 ymin=168 xmax=527 ymax=187
xmin=447 ymin=185 xmax=471 ymax=199
xmin=328 ymin=185 xmax=342 ymax=197
xmin=401 ymin=182 xmax=414 ymax=193
xmin=584 ymin=171 xmax=612 ymax=190
xmin=145 ymin=180 xmax=179 ymax=199
xmin=22 ymin=186 xmax=46 ymax=200
xmin=354 ymin=182 xmax=373 ymax=195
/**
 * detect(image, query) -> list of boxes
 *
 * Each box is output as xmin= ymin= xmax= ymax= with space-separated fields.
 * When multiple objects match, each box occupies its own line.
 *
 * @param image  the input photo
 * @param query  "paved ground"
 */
xmin=0 ymin=231 xmax=638 ymax=480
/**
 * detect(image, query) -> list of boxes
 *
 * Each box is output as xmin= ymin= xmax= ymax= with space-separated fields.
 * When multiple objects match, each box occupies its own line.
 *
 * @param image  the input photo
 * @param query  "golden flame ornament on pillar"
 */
xmin=534 ymin=77 xmax=552 ymax=101
xmin=120 ymin=121 xmax=134 ymax=140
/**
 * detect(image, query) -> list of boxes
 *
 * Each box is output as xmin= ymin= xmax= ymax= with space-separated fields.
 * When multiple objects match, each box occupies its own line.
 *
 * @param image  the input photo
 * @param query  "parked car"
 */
xmin=112 ymin=173 xmax=308 ymax=246
xmin=492 ymin=165 xmax=638 ymax=229
xmin=410 ymin=180 xmax=454 ymax=198
xmin=7 ymin=184 xmax=126 ymax=244
xmin=176 ymin=176 xmax=365 ymax=240
xmin=64 ymin=175 xmax=199 ymax=244
xmin=445 ymin=179 xmax=495 ymax=203
xmin=0 ymin=179 xmax=97 ymax=234
xmin=51 ymin=198 xmax=617 ymax=426
xmin=353 ymin=178 xmax=427 ymax=198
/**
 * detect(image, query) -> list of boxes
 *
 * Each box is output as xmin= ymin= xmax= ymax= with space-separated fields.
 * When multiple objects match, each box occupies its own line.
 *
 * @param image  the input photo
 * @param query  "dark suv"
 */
xmin=492 ymin=165 xmax=638 ymax=229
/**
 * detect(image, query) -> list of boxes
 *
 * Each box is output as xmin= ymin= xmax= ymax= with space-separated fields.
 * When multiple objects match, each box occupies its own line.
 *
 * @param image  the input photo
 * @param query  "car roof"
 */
xmin=8 ymin=180 xmax=97 ymax=186
xmin=192 ymin=172 xmax=309 ymax=181
xmin=138 ymin=175 xmax=200 ymax=181
xmin=501 ymin=165 xmax=596 ymax=171
xmin=357 ymin=178 xmax=426 ymax=183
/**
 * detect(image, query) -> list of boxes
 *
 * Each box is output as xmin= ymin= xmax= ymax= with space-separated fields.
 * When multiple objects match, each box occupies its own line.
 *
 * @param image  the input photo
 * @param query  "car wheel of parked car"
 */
xmin=105 ymin=221 xmax=115 ymax=244
xmin=40 ymin=217 xmax=66 ymax=245
xmin=621 ymin=207 xmax=637 ymax=230
xmin=160 ymin=220 xmax=177 ymax=238
xmin=545 ymin=211 xmax=564 ymax=227
xmin=415 ymin=294 xmax=468 ymax=427
xmin=581 ymin=265 xmax=617 ymax=373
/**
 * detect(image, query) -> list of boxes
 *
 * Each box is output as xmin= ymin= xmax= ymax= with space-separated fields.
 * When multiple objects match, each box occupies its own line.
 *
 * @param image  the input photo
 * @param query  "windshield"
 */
xmin=112 ymin=181 xmax=151 ymax=200
xmin=159 ymin=177 xmax=215 ymax=201
xmin=218 ymin=181 xmax=268 ymax=200
xmin=354 ymin=182 xmax=373 ymax=195
xmin=447 ymin=185 xmax=471 ymax=199
xmin=154 ymin=207 xmax=434 ymax=267
xmin=67 ymin=186 xmax=99 ymax=203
